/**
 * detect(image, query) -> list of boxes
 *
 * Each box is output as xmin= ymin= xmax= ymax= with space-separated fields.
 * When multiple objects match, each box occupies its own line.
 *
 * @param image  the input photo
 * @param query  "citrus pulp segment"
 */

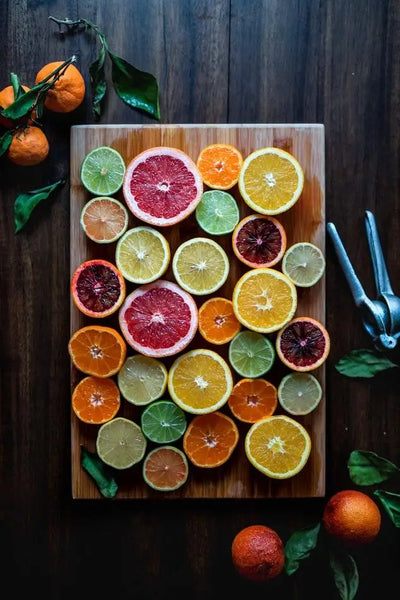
xmin=123 ymin=147 xmax=203 ymax=226
xmin=168 ymin=349 xmax=233 ymax=414
xmin=183 ymin=411 xmax=239 ymax=468
xmin=196 ymin=143 xmax=243 ymax=190
xmin=245 ymin=415 xmax=311 ymax=479
xmin=238 ymin=147 xmax=304 ymax=215
xmin=282 ymin=242 xmax=326 ymax=287
xmin=115 ymin=226 xmax=170 ymax=284
xmin=195 ymin=190 xmax=240 ymax=235
xmin=276 ymin=317 xmax=330 ymax=371
xmin=278 ymin=372 xmax=322 ymax=416
xmin=198 ymin=297 xmax=242 ymax=345
xmin=118 ymin=280 xmax=198 ymax=357
xmin=72 ymin=376 xmax=120 ymax=424
xmin=172 ymin=237 xmax=230 ymax=295
xmin=232 ymin=214 xmax=287 ymax=268
xmin=68 ymin=325 xmax=127 ymax=378
xmin=80 ymin=197 xmax=129 ymax=244
xmin=96 ymin=417 xmax=147 ymax=470
xmin=232 ymin=268 xmax=297 ymax=333
xmin=141 ymin=400 xmax=187 ymax=443
xmin=228 ymin=330 xmax=275 ymax=378
xmin=71 ymin=259 xmax=126 ymax=318
xmin=143 ymin=446 xmax=189 ymax=491
xmin=228 ymin=378 xmax=278 ymax=423
xmin=117 ymin=355 xmax=168 ymax=405
xmin=80 ymin=146 xmax=126 ymax=196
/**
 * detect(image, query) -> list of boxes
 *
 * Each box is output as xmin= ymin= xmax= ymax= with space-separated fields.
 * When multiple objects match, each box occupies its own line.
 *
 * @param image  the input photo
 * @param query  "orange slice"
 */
xmin=68 ymin=325 xmax=127 ymax=378
xmin=198 ymin=297 xmax=242 ymax=345
xmin=228 ymin=378 xmax=278 ymax=423
xmin=196 ymin=143 xmax=243 ymax=190
xmin=72 ymin=376 xmax=121 ymax=425
xmin=183 ymin=411 xmax=239 ymax=468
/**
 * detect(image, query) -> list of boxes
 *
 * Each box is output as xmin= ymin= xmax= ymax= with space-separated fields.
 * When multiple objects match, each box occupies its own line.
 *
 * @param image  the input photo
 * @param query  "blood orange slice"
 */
xmin=232 ymin=214 xmax=287 ymax=268
xmin=118 ymin=279 xmax=198 ymax=357
xmin=71 ymin=259 xmax=126 ymax=318
xmin=123 ymin=147 xmax=203 ymax=226
xmin=276 ymin=316 xmax=330 ymax=371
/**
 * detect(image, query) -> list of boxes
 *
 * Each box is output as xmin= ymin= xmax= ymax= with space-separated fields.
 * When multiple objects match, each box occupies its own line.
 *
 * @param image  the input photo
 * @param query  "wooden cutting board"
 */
xmin=70 ymin=123 xmax=325 ymax=499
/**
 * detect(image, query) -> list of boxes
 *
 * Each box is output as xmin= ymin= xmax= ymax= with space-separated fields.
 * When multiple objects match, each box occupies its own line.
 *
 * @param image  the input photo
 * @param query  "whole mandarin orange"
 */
xmin=35 ymin=61 xmax=85 ymax=113
xmin=322 ymin=490 xmax=381 ymax=546
xmin=8 ymin=126 xmax=49 ymax=166
xmin=231 ymin=524 xmax=285 ymax=582
xmin=0 ymin=85 xmax=31 ymax=128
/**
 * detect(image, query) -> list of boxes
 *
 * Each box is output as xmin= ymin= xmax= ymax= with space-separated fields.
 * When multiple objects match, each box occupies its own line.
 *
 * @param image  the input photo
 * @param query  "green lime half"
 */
xmin=143 ymin=445 xmax=189 ymax=491
xmin=96 ymin=417 xmax=147 ymax=469
xmin=228 ymin=330 xmax=275 ymax=377
xmin=195 ymin=190 xmax=240 ymax=235
xmin=278 ymin=372 xmax=322 ymax=416
xmin=141 ymin=400 xmax=187 ymax=443
xmin=81 ymin=146 xmax=126 ymax=196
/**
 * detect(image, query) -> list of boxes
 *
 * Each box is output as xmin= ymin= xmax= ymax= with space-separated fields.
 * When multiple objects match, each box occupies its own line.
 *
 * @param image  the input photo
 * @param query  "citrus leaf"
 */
xmin=108 ymin=51 xmax=160 ymax=119
xmin=348 ymin=450 xmax=399 ymax=485
xmin=335 ymin=348 xmax=398 ymax=378
xmin=374 ymin=490 xmax=400 ymax=527
xmin=329 ymin=550 xmax=359 ymax=600
xmin=10 ymin=72 xmax=26 ymax=100
xmin=14 ymin=178 xmax=65 ymax=233
xmin=89 ymin=45 xmax=107 ymax=119
xmin=0 ymin=130 xmax=13 ymax=157
xmin=81 ymin=446 xmax=118 ymax=499
xmin=1 ymin=87 xmax=38 ymax=120
xmin=284 ymin=523 xmax=320 ymax=575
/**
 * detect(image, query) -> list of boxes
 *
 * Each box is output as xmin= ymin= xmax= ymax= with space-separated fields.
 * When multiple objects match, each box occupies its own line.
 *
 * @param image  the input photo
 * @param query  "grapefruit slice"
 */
xmin=118 ymin=279 xmax=198 ymax=357
xmin=71 ymin=259 xmax=126 ymax=318
xmin=276 ymin=316 xmax=330 ymax=371
xmin=123 ymin=147 xmax=203 ymax=226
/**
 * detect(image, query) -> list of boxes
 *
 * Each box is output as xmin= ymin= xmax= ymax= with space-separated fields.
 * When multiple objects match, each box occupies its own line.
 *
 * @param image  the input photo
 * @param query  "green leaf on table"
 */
xmin=335 ymin=348 xmax=398 ymax=378
xmin=108 ymin=51 xmax=160 ymax=119
xmin=89 ymin=45 xmax=107 ymax=118
xmin=374 ymin=490 xmax=400 ymax=527
xmin=348 ymin=450 xmax=399 ymax=486
xmin=329 ymin=550 xmax=359 ymax=600
xmin=284 ymin=523 xmax=320 ymax=575
xmin=0 ymin=130 xmax=13 ymax=157
xmin=81 ymin=446 xmax=118 ymax=499
xmin=14 ymin=178 xmax=65 ymax=233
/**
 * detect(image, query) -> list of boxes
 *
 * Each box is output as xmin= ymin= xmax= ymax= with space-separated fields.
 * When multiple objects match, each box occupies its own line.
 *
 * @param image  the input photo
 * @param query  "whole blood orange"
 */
xmin=276 ymin=316 xmax=330 ymax=371
xmin=71 ymin=259 xmax=126 ymax=318
xmin=232 ymin=214 xmax=287 ymax=268
xmin=322 ymin=490 xmax=381 ymax=546
xmin=231 ymin=525 xmax=285 ymax=582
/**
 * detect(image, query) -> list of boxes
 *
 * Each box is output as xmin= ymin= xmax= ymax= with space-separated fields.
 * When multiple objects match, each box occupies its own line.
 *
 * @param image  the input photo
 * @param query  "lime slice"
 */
xmin=96 ymin=417 xmax=147 ymax=469
xmin=278 ymin=372 xmax=322 ymax=415
xmin=282 ymin=242 xmax=325 ymax=287
xmin=81 ymin=146 xmax=126 ymax=196
xmin=143 ymin=446 xmax=189 ymax=491
xmin=115 ymin=226 xmax=170 ymax=284
xmin=229 ymin=330 xmax=275 ymax=377
xmin=141 ymin=400 xmax=187 ymax=443
xmin=195 ymin=190 xmax=240 ymax=235
xmin=117 ymin=355 xmax=168 ymax=406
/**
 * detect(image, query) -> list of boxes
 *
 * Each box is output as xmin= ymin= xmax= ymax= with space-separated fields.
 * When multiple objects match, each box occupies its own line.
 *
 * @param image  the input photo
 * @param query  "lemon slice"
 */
xmin=117 ymin=355 xmax=168 ymax=406
xmin=282 ymin=242 xmax=326 ymax=287
xmin=115 ymin=226 xmax=170 ymax=284
xmin=96 ymin=417 xmax=147 ymax=470
xmin=278 ymin=372 xmax=322 ymax=416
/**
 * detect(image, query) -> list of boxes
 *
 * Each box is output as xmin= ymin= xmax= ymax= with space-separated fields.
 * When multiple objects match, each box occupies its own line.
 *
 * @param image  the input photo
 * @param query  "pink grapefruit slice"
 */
xmin=232 ymin=214 xmax=287 ymax=268
xmin=119 ymin=279 xmax=198 ymax=357
xmin=123 ymin=147 xmax=203 ymax=226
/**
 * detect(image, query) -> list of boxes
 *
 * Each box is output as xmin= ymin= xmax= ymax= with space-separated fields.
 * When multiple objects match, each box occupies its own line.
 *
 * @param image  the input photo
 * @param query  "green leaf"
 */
xmin=89 ymin=45 xmax=107 ymax=118
xmin=335 ymin=348 xmax=398 ymax=378
xmin=108 ymin=51 xmax=160 ymax=119
xmin=10 ymin=72 xmax=25 ymax=100
xmin=1 ymin=87 xmax=38 ymax=120
xmin=374 ymin=490 xmax=400 ymax=527
xmin=81 ymin=446 xmax=118 ymax=499
xmin=329 ymin=550 xmax=359 ymax=600
xmin=0 ymin=130 xmax=13 ymax=157
xmin=348 ymin=450 xmax=399 ymax=486
xmin=14 ymin=178 xmax=65 ymax=233
xmin=284 ymin=523 xmax=320 ymax=575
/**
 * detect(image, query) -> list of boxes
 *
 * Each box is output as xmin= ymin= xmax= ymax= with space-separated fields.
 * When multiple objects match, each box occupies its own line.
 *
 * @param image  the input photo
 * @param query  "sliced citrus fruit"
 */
xmin=118 ymin=279 xmax=198 ymax=357
xmin=232 ymin=214 xmax=287 ymax=268
xmin=196 ymin=143 xmax=243 ymax=190
xmin=282 ymin=242 xmax=326 ymax=287
xmin=123 ymin=146 xmax=203 ymax=226
xmin=245 ymin=415 xmax=311 ymax=479
xmin=81 ymin=146 xmax=126 ymax=196
xmin=80 ymin=197 xmax=129 ymax=244
xmin=143 ymin=446 xmax=189 ymax=491
xmin=195 ymin=190 xmax=240 ymax=235
xmin=232 ymin=268 xmax=297 ymax=333
xmin=183 ymin=411 xmax=239 ymax=468
xmin=141 ymin=400 xmax=187 ymax=443
xmin=71 ymin=259 xmax=126 ymax=318
xmin=72 ymin=376 xmax=120 ymax=424
xmin=115 ymin=226 xmax=170 ymax=284
xmin=228 ymin=330 xmax=275 ymax=377
xmin=168 ymin=348 xmax=233 ymax=414
xmin=96 ymin=417 xmax=147 ymax=469
xmin=278 ymin=372 xmax=322 ymax=415
xmin=276 ymin=317 xmax=330 ymax=371
xmin=228 ymin=378 xmax=278 ymax=423
xmin=172 ymin=237 xmax=230 ymax=295
xmin=198 ymin=297 xmax=242 ymax=345
xmin=238 ymin=147 xmax=304 ymax=215
xmin=68 ymin=325 xmax=127 ymax=378
xmin=117 ymin=355 xmax=168 ymax=405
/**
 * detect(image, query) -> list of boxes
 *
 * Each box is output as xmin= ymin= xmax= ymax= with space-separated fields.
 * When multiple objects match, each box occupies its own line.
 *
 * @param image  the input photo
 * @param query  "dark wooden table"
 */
xmin=1 ymin=1 xmax=399 ymax=597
